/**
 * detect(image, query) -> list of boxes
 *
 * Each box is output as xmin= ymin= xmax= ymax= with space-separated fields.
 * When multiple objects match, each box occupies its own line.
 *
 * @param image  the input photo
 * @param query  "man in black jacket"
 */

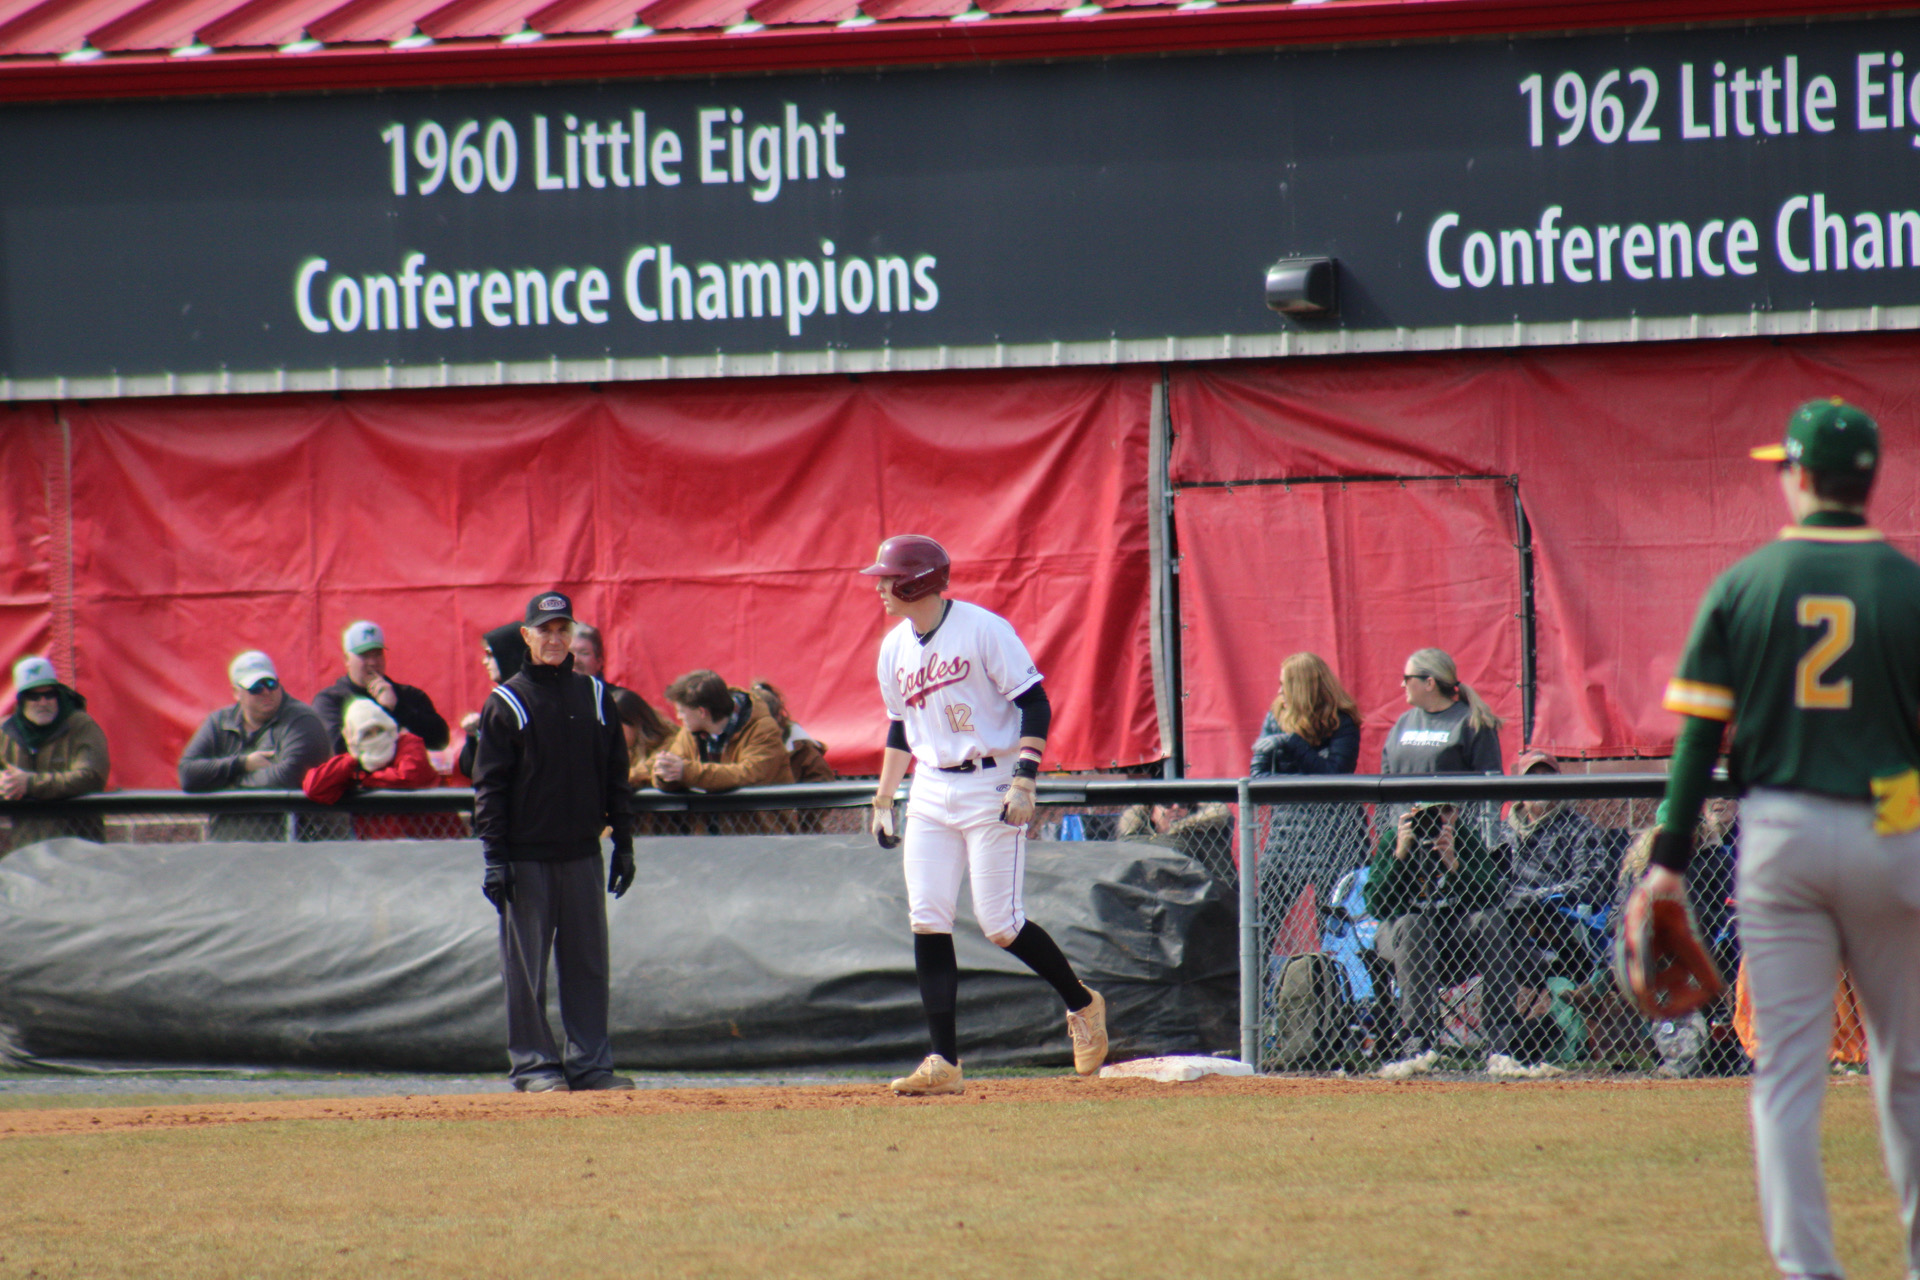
xmin=313 ymin=620 xmax=451 ymax=757
xmin=473 ymin=591 xmax=636 ymax=1093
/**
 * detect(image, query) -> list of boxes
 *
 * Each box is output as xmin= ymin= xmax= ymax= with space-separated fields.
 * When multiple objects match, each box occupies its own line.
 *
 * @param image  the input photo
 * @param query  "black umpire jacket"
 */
xmin=472 ymin=654 xmax=633 ymax=864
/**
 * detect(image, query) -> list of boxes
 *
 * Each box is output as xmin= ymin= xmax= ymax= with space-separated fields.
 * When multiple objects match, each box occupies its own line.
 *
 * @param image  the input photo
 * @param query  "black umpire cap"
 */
xmin=524 ymin=590 xmax=575 ymax=626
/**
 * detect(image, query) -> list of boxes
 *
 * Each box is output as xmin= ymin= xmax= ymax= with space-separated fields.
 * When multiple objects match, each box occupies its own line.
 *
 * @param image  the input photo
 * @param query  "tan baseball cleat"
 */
xmin=890 ymin=1054 xmax=963 ymax=1096
xmin=1068 ymin=988 xmax=1109 ymax=1075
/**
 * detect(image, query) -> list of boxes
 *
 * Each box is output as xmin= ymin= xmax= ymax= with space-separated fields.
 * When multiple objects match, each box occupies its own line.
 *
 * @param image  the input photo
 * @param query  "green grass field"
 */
xmin=0 ymin=1078 xmax=1904 ymax=1279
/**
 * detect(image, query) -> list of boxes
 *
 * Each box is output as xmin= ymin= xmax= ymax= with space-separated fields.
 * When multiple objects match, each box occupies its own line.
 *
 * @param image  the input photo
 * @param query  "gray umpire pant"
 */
xmin=500 ymin=853 xmax=614 ymax=1088
xmin=1739 ymin=790 xmax=1920 ymax=1280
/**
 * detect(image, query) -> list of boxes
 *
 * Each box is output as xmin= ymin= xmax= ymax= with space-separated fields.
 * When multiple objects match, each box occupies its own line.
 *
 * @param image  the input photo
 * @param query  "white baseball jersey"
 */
xmin=878 ymin=599 xmax=1042 ymax=770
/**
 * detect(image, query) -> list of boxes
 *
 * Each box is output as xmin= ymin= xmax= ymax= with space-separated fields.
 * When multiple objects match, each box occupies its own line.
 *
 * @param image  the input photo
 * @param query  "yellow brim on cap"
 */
xmin=1750 ymin=443 xmax=1788 ymax=461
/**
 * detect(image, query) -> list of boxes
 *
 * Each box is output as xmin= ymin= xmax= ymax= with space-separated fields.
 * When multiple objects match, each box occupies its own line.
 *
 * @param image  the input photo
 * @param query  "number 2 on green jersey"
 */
xmin=1795 ymin=595 xmax=1855 ymax=710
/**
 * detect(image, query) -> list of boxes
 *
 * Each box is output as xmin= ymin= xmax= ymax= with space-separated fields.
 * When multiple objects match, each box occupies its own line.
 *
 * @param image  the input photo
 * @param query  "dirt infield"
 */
xmin=0 ymin=1071 xmax=1735 ymax=1138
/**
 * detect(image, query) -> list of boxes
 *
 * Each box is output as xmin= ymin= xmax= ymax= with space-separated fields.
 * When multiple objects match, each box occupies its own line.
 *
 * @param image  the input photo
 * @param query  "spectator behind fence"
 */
xmin=1250 ymin=651 xmax=1364 ymax=920
xmin=1365 ymin=800 xmax=1550 ymax=1080
xmin=302 ymin=699 xmax=437 ymax=802
xmin=457 ymin=623 xmax=530 ymax=781
xmin=472 ymin=590 xmax=634 ymax=1093
xmin=1117 ymin=802 xmax=1236 ymax=885
xmin=569 ymin=623 xmax=616 ymax=684
xmin=646 ymin=671 xmax=795 ymax=793
xmin=1382 ymin=647 xmax=1504 ymax=775
xmin=608 ymin=688 xmax=673 ymax=785
xmin=312 ymin=620 xmax=450 ymax=758
xmin=178 ymin=651 xmax=331 ymax=840
xmin=1502 ymin=750 xmax=1625 ymax=979
xmin=750 ymin=680 xmax=836 ymax=783
xmin=1 ymin=655 xmax=110 ymax=849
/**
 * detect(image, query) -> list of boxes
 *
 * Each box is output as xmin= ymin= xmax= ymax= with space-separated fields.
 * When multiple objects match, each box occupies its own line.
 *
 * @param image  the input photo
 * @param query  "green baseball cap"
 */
xmin=1751 ymin=398 xmax=1879 ymax=473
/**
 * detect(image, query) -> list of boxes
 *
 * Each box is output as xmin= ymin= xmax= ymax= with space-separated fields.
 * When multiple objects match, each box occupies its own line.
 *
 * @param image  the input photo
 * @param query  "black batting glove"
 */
xmin=482 ymin=860 xmax=514 ymax=914
xmin=609 ymin=843 xmax=635 ymax=898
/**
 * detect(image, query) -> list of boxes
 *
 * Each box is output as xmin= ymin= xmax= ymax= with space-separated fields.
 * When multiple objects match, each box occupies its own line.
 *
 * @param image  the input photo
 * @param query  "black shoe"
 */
xmin=572 ymin=1073 xmax=635 ymax=1091
xmin=514 ymin=1075 xmax=569 ymax=1093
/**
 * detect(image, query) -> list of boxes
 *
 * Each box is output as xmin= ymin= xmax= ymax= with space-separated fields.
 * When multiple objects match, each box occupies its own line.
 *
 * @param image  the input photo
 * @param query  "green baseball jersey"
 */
xmin=1665 ymin=512 xmax=1920 ymax=798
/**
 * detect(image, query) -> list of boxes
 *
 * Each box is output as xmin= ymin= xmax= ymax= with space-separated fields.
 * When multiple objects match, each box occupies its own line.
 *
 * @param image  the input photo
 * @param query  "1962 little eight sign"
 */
xmin=0 ymin=13 xmax=1915 ymax=384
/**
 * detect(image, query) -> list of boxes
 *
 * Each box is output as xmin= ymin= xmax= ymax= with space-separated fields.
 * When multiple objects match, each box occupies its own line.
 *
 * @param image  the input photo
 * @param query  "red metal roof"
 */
xmin=0 ymin=0 xmax=1902 ymax=102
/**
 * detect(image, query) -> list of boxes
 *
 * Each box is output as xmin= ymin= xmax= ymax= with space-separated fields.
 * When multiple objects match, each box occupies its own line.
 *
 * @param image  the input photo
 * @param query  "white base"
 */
xmin=1097 ymin=1055 xmax=1255 ymax=1083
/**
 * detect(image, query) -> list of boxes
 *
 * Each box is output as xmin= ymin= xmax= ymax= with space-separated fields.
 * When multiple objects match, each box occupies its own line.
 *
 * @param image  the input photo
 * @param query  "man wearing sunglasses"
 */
xmin=1 ymin=655 xmax=111 ymax=850
xmin=179 ymin=651 xmax=330 ymax=839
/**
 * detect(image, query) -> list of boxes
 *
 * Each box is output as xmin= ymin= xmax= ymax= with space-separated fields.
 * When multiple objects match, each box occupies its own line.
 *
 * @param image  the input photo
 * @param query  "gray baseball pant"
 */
xmin=1739 ymin=789 xmax=1920 ymax=1280
xmin=1375 ymin=907 xmax=1520 ymax=1056
xmin=499 ymin=853 xmax=615 ymax=1089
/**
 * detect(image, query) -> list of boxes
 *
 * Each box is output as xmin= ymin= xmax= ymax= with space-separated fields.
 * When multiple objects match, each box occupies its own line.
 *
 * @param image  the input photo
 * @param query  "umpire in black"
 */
xmin=474 ymin=590 xmax=637 ymax=1092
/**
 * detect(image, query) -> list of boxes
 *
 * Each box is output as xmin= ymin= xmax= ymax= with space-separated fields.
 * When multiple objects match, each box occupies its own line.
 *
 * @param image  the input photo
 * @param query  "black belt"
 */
xmin=937 ymin=756 xmax=997 ymax=773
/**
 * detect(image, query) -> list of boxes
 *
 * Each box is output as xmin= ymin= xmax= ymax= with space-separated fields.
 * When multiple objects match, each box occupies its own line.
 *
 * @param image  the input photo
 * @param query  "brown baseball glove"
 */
xmin=1612 ymin=881 xmax=1726 ymax=1019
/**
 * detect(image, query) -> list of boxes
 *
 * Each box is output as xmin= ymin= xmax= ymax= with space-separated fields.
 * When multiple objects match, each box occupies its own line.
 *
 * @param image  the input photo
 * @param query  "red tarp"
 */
xmin=0 ymin=405 xmax=58 ymax=674
xmin=1169 ymin=334 xmax=1920 ymax=777
xmin=52 ymin=369 xmax=1161 ymax=789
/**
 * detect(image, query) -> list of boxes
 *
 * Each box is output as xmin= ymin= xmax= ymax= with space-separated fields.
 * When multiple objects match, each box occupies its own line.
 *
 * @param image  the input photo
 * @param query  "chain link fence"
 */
xmin=1244 ymin=774 xmax=1744 ymax=1082
xmin=0 ymin=773 xmax=1746 ymax=1080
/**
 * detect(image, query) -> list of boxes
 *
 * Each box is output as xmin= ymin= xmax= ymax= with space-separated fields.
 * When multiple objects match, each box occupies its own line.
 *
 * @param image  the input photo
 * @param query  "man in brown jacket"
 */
xmin=648 ymin=670 xmax=795 ymax=794
xmin=1 ymin=656 xmax=111 ymax=849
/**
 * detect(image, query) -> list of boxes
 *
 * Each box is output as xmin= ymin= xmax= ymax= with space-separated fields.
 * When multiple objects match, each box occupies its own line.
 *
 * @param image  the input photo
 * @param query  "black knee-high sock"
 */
xmin=914 ymin=932 xmax=960 ymax=1063
xmin=1004 ymin=921 xmax=1092 ymax=1012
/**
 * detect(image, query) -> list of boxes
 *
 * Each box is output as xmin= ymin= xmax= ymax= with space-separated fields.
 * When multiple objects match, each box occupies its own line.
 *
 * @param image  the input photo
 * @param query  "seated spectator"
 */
xmin=1692 ymin=796 xmax=1740 ymax=976
xmin=1 ymin=656 xmax=110 ymax=849
xmin=1117 ymin=801 xmax=1235 ymax=885
xmin=1503 ymin=749 xmax=1624 ymax=982
xmin=1251 ymin=651 xmax=1364 ymax=921
xmin=1365 ymin=801 xmax=1548 ymax=1079
xmin=178 ymin=651 xmax=331 ymax=841
xmin=646 ymin=670 xmax=795 ymax=793
xmin=457 ymin=623 xmax=530 ymax=782
xmin=750 ymin=680 xmax=836 ymax=783
xmin=313 ymin=620 xmax=450 ymax=757
xmin=1565 ymin=810 xmax=1740 ymax=1070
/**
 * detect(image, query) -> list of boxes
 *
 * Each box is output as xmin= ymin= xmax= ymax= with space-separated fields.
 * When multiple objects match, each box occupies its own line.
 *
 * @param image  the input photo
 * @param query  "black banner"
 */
xmin=2 ymin=13 xmax=1917 ymax=381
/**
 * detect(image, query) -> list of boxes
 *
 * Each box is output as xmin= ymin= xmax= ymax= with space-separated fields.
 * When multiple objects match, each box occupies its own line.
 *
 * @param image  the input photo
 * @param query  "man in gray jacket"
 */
xmin=179 ymin=651 xmax=331 ymax=840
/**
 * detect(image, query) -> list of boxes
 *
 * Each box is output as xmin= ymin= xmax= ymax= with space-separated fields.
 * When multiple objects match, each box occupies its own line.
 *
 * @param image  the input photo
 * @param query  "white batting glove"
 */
xmin=999 ymin=779 xmax=1036 ymax=828
xmin=872 ymin=797 xmax=900 ymax=849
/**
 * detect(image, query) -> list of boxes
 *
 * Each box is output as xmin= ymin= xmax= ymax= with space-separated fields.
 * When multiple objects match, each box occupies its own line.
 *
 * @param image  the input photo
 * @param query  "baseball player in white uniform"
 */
xmin=861 ymin=534 xmax=1109 ymax=1095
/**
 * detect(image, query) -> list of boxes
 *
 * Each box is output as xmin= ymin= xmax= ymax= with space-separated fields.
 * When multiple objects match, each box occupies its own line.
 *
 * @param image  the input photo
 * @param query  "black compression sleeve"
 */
xmin=1013 ymin=683 xmax=1051 ymax=740
xmin=886 ymin=719 xmax=909 ymax=752
xmin=1651 ymin=714 xmax=1727 ymax=874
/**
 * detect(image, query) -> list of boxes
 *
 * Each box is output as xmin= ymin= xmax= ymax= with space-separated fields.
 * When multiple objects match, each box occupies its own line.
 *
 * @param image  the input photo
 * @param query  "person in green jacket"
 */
xmin=1366 ymin=801 xmax=1546 ymax=1079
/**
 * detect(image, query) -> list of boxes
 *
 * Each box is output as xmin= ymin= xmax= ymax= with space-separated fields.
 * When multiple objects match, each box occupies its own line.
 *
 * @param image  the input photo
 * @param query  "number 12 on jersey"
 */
xmin=1795 ymin=595 xmax=1855 ymax=710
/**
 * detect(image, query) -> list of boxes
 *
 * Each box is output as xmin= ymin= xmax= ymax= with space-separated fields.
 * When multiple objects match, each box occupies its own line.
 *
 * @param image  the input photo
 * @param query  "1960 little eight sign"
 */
xmin=0 ymin=13 xmax=1915 ymax=388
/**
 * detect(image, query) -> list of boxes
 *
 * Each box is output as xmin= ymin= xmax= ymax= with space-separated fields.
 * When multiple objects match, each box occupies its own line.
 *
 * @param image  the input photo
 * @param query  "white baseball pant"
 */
xmin=902 ymin=757 xmax=1026 ymax=946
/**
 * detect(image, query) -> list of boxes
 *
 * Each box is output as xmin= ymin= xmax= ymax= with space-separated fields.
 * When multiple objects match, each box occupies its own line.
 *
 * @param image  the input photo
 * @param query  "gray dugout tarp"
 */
xmin=0 ymin=836 xmax=1235 ymax=1072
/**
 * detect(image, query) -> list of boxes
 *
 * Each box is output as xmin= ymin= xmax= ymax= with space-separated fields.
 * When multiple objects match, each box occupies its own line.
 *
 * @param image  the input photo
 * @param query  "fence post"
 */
xmin=1239 ymin=776 xmax=1257 ymax=1070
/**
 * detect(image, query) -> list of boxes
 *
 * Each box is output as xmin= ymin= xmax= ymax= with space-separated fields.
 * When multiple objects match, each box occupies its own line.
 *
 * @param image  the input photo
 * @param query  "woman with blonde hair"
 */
xmin=1250 ymin=652 xmax=1363 ymax=920
xmin=1382 ymin=647 xmax=1504 ymax=775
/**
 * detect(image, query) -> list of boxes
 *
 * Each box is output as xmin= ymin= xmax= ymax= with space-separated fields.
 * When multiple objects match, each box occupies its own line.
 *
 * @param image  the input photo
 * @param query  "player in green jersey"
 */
xmin=1649 ymin=398 xmax=1920 ymax=1280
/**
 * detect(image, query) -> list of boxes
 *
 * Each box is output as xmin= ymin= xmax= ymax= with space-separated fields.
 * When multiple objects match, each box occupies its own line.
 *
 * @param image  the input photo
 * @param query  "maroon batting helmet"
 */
xmin=860 ymin=535 xmax=951 ymax=602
